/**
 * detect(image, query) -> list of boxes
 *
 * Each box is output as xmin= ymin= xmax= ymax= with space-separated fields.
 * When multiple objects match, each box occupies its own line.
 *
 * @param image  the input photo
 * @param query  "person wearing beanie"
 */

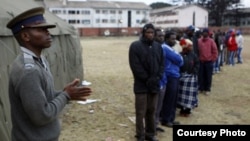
xmin=184 ymin=25 xmax=200 ymax=57
xmin=129 ymin=23 xmax=164 ymax=141
xmin=198 ymin=28 xmax=218 ymax=95
xmin=177 ymin=38 xmax=199 ymax=117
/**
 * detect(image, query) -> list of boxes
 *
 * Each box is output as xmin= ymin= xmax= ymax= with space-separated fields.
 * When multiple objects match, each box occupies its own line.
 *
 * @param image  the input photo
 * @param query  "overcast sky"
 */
xmin=88 ymin=0 xmax=250 ymax=7
xmin=128 ymin=0 xmax=250 ymax=7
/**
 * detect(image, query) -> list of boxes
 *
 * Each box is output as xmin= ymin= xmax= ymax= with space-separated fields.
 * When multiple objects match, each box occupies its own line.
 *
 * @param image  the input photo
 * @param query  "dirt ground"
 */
xmin=59 ymin=36 xmax=250 ymax=141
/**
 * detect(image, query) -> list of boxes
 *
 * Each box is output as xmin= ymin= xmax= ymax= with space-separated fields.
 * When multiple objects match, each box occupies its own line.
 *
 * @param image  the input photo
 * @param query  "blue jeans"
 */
xmin=229 ymin=51 xmax=236 ymax=66
xmin=237 ymin=47 xmax=243 ymax=63
xmin=214 ymin=52 xmax=222 ymax=72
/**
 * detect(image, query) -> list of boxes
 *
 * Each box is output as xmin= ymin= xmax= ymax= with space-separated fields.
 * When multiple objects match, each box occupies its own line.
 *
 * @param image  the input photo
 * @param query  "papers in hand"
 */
xmin=81 ymin=80 xmax=92 ymax=86
xmin=77 ymin=99 xmax=100 ymax=105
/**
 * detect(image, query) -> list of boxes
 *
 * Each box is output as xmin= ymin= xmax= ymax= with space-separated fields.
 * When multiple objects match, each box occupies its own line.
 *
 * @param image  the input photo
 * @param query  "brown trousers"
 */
xmin=135 ymin=93 xmax=158 ymax=138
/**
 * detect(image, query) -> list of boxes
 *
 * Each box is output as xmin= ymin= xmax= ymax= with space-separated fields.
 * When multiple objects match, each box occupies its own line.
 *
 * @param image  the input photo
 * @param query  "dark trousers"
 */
xmin=161 ymin=76 xmax=179 ymax=124
xmin=155 ymin=86 xmax=166 ymax=126
xmin=135 ymin=93 xmax=158 ymax=138
xmin=198 ymin=61 xmax=214 ymax=91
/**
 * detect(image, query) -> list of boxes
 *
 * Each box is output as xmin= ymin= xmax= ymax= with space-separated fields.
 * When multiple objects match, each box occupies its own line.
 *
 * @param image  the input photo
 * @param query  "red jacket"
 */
xmin=198 ymin=37 xmax=218 ymax=62
xmin=227 ymin=34 xmax=238 ymax=51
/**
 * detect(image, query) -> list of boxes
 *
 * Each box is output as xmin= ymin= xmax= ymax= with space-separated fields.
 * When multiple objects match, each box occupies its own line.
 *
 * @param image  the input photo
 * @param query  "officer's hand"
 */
xmin=63 ymin=79 xmax=92 ymax=101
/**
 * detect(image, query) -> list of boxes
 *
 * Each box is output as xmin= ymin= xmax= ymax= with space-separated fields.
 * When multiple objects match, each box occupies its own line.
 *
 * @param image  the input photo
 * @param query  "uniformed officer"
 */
xmin=7 ymin=7 xmax=92 ymax=141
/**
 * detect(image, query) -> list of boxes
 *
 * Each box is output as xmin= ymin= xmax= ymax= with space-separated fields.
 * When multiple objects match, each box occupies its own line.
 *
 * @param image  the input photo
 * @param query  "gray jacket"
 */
xmin=8 ymin=48 xmax=69 ymax=141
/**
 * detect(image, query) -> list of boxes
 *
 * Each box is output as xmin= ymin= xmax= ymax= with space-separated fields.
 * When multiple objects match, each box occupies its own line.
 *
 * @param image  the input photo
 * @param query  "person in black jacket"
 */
xmin=177 ymin=38 xmax=199 ymax=117
xmin=129 ymin=23 xmax=164 ymax=141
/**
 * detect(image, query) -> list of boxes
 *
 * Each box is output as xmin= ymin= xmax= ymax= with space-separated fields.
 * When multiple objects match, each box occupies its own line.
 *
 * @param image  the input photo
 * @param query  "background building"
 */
xmin=150 ymin=4 xmax=208 ymax=29
xmin=45 ymin=0 xmax=151 ymax=36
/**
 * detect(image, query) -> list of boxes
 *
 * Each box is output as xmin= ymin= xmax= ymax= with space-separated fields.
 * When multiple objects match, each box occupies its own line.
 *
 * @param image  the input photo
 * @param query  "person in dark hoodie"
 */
xmin=129 ymin=23 xmax=164 ymax=141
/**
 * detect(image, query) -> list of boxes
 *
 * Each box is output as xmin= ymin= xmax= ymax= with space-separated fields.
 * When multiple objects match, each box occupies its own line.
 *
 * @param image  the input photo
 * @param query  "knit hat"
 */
xmin=186 ymin=25 xmax=195 ymax=31
xmin=179 ymin=38 xmax=193 ymax=48
xmin=142 ymin=23 xmax=155 ymax=35
xmin=236 ymin=30 xmax=241 ymax=35
xmin=202 ymin=28 xmax=209 ymax=33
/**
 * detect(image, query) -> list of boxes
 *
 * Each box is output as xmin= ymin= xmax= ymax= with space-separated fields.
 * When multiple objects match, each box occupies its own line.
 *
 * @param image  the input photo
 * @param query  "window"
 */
xmin=82 ymin=10 xmax=90 ymax=15
xmin=82 ymin=20 xmax=91 ymax=24
xmin=136 ymin=11 xmax=140 ymax=14
xmin=68 ymin=20 xmax=76 ymax=24
xmin=96 ymin=10 xmax=100 ymax=14
xmin=102 ymin=10 xmax=108 ymax=14
xmin=68 ymin=10 xmax=80 ymax=15
xmin=52 ymin=10 xmax=61 ymax=14
xmin=68 ymin=20 xmax=80 ymax=24
xmin=136 ymin=19 xmax=140 ymax=24
xmin=102 ymin=19 xmax=108 ymax=23
xmin=68 ymin=10 xmax=76 ymax=14
xmin=110 ymin=19 xmax=116 ymax=23
xmin=118 ymin=10 xmax=122 ymax=14
xmin=96 ymin=19 xmax=100 ymax=23
xmin=110 ymin=10 xmax=116 ymax=14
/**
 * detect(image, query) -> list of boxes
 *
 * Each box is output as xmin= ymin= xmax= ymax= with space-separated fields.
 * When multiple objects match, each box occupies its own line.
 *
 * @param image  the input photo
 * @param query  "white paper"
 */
xmin=77 ymin=99 xmax=100 ymax=105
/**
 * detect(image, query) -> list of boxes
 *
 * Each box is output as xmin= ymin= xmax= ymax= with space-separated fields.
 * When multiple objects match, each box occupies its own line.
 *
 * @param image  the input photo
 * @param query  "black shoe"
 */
xmin=135 ymin=135 xmax=144 ymax=141
xmin=156 ymin=127 xmax=165 ymax=132
xmin=137 ymin=138 xmax=145 ymax=141
xmin=162 ymin=121 xmax=180 ymax=128
xmin=145 ymin=136 xmax=158 ymax=141
xmin=173 ymin=121 xmax=180 ymax=125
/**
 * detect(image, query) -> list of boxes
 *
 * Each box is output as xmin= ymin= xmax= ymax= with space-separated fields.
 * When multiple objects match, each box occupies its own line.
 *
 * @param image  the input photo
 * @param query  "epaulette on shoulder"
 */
xmin=23 ymin=53 xmax=35 ymax=69
xmin=24 ymin=63 xmax=34 ymax=69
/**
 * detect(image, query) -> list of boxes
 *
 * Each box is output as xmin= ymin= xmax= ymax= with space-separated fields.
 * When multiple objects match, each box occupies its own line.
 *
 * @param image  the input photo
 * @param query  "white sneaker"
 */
xmin=205 ymin=91 xmax=210 ymax=95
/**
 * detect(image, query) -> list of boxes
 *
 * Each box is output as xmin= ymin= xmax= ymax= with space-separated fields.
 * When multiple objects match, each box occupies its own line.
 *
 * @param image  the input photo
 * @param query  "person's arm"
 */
xmin=158 ymin=46 xmax=165 ymax=80
xmin=163 ymin=45 xmax=183 ymax=66
xmin=192 ymin=53 xmax=200 ymax=75
xmin=129 ymin=42 xmax=149 ymax=81
xmin=211 ymin=40 xmax=218 ymax=62
xmin=17 ymin=69 xmax=91 ymax=126
xmin=17 ymin=69 xmax=68 ymax=126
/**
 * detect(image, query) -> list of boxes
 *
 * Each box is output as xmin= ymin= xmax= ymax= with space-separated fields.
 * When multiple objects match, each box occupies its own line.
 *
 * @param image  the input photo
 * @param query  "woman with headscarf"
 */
xmin=177 ymin=39 xmax=199 ymax=117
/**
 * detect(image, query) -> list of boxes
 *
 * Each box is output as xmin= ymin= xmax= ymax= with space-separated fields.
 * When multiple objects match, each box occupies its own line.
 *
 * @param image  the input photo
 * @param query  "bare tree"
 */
xmin=197 ymin=0 xmax=241 ymax=26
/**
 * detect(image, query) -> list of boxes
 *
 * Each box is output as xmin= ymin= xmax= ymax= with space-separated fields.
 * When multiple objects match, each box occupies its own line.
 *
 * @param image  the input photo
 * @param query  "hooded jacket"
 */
xmin=129 ymin=36 xmax=164 ymax=94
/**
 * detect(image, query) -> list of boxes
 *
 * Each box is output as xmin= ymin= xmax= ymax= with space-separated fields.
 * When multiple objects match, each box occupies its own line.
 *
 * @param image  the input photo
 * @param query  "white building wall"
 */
xmin=49 ymin=8 xmax=149 ymax=29
xmin=150 ymin=5 xmax=208 ymax=29
xmin=178 ymin=6 xmax=208 ymax=28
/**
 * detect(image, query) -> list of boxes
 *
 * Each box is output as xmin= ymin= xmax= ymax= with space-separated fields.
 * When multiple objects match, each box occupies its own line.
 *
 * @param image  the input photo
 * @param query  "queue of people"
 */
xmin=129 ymin=23 xmax=244 ymax=141
xmin=6 ymin=7 xmax=244 ymax=141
